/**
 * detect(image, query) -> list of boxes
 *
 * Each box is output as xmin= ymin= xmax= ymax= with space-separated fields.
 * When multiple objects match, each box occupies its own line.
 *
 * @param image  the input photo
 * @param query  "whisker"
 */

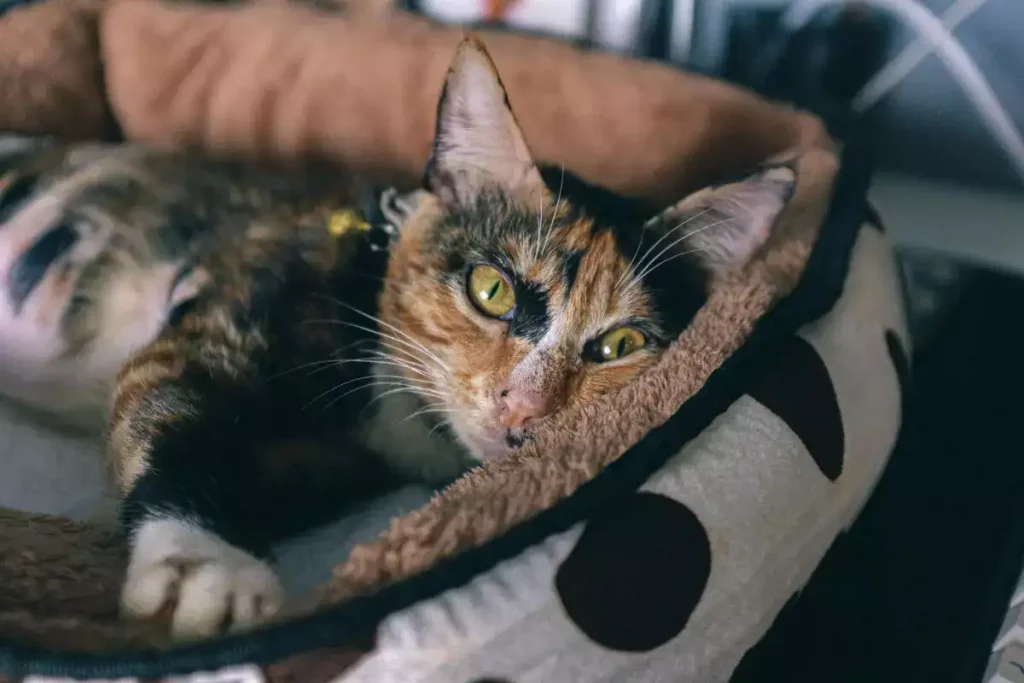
xmin=301 ymin=373 xmax=417 ymax=412
xmin=268 ymin=338 xmax=377 ymax=380
xmin=347 ymin=384 xmax=433 ymax=414
xmin=329 ymin=299 xmax=451 ymax=373
xmin=325 ymin=355 xmax=431 ymax=379
xmin=399 ymin=403 xmax=456 ymax=427
xmin=370 ymin=344 xmax=435 ymax=378
xmin=533 ymin=182 xmax=546 ymax=263
xmin=631 ymin=215 xmax=735 ymax=284
xmin=542 ymin=164 xmax=566 ymax=252
xmin=268 ymin=358 xmax=342 ymax=380
xmin=305 ymin=293 xmax=451 ymax=378
xmin=305 ymin=318 xmax=446 ymax=377
xmin=619 ymin=225 xmax=649 ymax=289
xmin=323 ymin=379 xmax=446 ymax=414
xmin=617 ymin=207 xmax=713 ymax=288
xmin=634 ymin=246 xmax=707 ymax=281
xmin=428 ymin=418 xmax=453 ymax=438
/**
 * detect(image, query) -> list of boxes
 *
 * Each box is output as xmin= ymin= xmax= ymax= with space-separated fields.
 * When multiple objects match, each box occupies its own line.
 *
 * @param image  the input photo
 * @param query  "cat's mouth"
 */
xmin=455 ymin=425 xmax=533 ymax=462
xmin=504 ymin=428 xmax=532 ymax=450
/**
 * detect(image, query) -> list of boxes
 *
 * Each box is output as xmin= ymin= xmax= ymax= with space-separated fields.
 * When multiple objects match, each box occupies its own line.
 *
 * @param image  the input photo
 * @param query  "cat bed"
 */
xmin=0 ymin=2 xmax=908 ymax=682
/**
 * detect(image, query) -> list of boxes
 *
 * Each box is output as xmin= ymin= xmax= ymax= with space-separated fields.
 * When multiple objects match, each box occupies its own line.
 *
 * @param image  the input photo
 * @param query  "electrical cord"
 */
xmin=775 ymin=0 xmax=1024 ymax=186
xmin=853 ymin=0 xmax=986 ymax=111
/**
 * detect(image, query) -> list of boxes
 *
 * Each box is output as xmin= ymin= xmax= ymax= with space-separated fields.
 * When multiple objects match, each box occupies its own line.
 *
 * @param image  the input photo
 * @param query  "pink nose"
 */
xmin=498 ymin=386 xmax=549 ymax=430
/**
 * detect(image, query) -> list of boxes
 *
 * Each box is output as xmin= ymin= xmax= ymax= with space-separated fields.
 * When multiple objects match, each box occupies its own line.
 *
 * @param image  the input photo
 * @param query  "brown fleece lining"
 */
xmin=98 ymin=0 xmax=828 ymax=205
xmin=0 ymin=0 xmax=837 ymax=662
xmin=0 ymin=0 xmax=118 ymax=141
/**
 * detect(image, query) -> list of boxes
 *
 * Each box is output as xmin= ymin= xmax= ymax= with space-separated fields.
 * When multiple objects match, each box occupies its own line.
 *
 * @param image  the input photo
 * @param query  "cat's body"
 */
xmin=0 ymin=40 xmax=795 ymax=640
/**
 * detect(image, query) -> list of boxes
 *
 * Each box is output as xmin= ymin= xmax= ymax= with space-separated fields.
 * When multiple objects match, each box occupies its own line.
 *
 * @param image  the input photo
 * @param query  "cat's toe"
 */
xmin=121 ymin=518 xmax=285 ymax=640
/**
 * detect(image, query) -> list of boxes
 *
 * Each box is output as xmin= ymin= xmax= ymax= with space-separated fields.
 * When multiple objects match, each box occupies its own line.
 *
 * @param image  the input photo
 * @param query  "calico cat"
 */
xmin=0 ymin=38 xmax=795 ymax=640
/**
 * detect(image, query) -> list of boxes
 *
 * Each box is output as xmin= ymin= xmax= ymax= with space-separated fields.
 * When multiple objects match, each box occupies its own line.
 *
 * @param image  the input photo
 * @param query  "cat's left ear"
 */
xmin=643 ymin=164 xmax=797 ymax=279
xmin=423 ymin=37 xmax=548 ymax=208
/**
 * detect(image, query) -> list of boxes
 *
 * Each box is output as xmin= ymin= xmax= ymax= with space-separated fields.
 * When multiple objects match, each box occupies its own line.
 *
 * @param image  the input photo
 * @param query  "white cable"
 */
xmin=778 ymin=0 xmax=1024 ymax=187
xmin=854 ymin=0 xmax=987 ymax=111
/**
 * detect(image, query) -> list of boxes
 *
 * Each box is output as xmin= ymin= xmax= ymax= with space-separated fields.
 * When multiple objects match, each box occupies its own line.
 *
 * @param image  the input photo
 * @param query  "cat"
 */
xmin=0 ymin=38 xmax=795 ymax=640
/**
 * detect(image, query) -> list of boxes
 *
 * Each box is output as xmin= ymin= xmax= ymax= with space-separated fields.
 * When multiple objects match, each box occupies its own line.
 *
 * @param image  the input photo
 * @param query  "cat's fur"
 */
xmin=0 ymin=39 xmax=795 ymax=639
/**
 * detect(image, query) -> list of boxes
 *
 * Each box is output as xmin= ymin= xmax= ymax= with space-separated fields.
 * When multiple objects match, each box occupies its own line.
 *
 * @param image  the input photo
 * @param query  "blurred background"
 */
xmin=403 ymin=0 xmax=1024 ymax=341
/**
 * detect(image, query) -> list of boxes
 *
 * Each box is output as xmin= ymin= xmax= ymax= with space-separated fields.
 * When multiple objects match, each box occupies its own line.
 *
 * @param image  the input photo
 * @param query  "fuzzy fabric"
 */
xmin=0 ymin=0 xmax=835 ymax=659
xmin=0 ymin=0 xmax=117 ymax=141
xmin=99 ymin=0 xmax=827 ymax=205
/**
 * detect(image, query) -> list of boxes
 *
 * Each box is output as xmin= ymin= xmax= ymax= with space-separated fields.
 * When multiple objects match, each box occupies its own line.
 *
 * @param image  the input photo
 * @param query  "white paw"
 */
xmin=121 ymin=518 xmax=285 ymax=640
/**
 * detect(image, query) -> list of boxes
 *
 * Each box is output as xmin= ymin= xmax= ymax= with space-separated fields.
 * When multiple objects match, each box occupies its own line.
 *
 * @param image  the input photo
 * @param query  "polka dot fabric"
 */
xmin=339 ymin=223 xmax=908 ymax=683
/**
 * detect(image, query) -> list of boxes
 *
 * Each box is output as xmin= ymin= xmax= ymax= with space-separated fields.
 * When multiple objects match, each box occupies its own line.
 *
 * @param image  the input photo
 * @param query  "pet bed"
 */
xmin=0 ymin=1 xmax=908 ymax=681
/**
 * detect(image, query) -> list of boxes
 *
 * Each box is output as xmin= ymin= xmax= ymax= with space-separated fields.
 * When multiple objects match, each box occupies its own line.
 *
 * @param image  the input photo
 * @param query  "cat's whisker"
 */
xmin=305 ymin=318 xmax=447 ymax=378
xmin=428 ymin=418 xmax=453 ymax=438
xmin=268 ymin=358 xmax=342 ymax=380
xmin=542 ymin=164 xmax=566 ymax=252
xmin=618 ymin=225 xmax=649 ymax=290
xmin=622 ymin=206 xmax=712 ymax=284
xmin=329 ymin=348 xmax=439 ymax=386
xmin=371 ymin=344 xmax=436 ymax=379
xmin=269 ymin=338 xmax=378 ymax=380
xmin=301 ymin=373 xmax=420 ymax=412
xmin=399 ymin=403 xmax=456 ymax=427
xmin=329 ymin=300 xmax=451 ymax=374
xmin=322 ymin=378 xmax=445 ymax=414
xmin=631 ymin=215 xmax=735 ymax=284
xmin=326 ymin=355 xmax=429 ymax=379
xmin=634 ymin=246 xmax=707 ymax=281
xmin=533 ymin=183 xmax=546 ymax=263
xmin=352 ymin=384 xmax=439 ymax=414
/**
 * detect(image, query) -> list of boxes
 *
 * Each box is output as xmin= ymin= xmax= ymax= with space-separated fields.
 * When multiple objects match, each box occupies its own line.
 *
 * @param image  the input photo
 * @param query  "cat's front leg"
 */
xmin=111 ymin=331 xmax=289 ymax=640
xmin=121 ymin=517 xmax=284 ymax=639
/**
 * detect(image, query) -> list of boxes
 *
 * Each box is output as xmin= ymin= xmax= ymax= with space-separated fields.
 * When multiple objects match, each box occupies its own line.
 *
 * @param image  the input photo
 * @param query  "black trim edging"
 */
xmin=0 ymin=136 xmax=874 ymax=680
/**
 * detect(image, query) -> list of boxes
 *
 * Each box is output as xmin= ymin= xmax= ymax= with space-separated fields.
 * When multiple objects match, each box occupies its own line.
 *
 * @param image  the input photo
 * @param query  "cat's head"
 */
xmin=380 ymin=38 xmax=795 ymax=462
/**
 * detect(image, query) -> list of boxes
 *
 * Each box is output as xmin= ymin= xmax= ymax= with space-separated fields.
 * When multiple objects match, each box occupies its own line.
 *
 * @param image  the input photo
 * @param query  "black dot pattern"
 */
xmin=555 ymin=492 xmax=711 ymax=652
xmin=748 ymin=336 xmax=845 ymax=481
xmin=885 ymin=329 xmax=910 ymax=414
xmin=865 ymin=203 xmax=886 ymax=233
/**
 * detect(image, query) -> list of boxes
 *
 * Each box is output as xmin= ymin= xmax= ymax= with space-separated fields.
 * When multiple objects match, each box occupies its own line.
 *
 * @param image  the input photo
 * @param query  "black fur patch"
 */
xmin=509 ymin=281 xmax=550 ymax=342
xmin=0 ymin=173 xmax=40 ymax=224
xmin=8 ymin=222 xmax=77 ymax=311
xmin=562 ymin=249 xmax=585 ymax=295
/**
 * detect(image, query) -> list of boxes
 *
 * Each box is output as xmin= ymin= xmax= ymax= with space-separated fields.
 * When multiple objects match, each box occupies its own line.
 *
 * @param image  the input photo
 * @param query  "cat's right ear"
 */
xmin=641 ymin=163 xmax=797 ymax=280
xmin=423 ymin=37 xmax=548 ymax=209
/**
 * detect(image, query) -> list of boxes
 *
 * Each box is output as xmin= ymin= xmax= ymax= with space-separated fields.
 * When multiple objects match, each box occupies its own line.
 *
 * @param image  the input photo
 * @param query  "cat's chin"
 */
xmin=449 ymin=423 xmax=512 ymax=463
xmin=460 ymin=436 xmax=511 ymax=463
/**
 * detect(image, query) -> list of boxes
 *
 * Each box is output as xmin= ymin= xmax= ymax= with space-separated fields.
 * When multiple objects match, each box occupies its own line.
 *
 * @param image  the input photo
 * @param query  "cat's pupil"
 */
xmin=617 ymin=337 xmax=627 ymax=357
xmin=486 ymin=281 xmax=500 ymax=301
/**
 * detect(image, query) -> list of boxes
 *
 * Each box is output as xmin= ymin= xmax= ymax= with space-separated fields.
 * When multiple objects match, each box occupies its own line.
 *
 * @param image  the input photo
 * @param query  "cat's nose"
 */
xmin=497 ymin=386 xmax=549 ymax=430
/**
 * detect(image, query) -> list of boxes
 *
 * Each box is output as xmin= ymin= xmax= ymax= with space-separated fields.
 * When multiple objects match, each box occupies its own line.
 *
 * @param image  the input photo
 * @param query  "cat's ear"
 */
xmin=423 ymin=37 xmax=547 ymax=208
xmin=643 ymin=164 xmax=797 ymax=279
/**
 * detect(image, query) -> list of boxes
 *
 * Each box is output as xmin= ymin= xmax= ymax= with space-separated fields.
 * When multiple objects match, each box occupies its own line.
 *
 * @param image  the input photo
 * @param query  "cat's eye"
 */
xmin=595 ymin=327 xmax=646 ymax=362
xmin=468 ymin=264 xmax=516 ymax=318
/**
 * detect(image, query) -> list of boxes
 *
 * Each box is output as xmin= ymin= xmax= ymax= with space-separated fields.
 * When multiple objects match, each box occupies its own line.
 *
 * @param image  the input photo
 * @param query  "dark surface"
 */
xmin=554 ymin=491 xmax=711 ymax=652
xmin=733 ymin=268 xmax=1024 ymax=683
xmin=747 ymin=336 xmax=846 ymax=481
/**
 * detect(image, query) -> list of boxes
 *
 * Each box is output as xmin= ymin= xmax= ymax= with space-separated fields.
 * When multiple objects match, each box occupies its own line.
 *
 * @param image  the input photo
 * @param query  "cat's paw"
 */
xmin=121 ymin=518 xmax=285 ymax=640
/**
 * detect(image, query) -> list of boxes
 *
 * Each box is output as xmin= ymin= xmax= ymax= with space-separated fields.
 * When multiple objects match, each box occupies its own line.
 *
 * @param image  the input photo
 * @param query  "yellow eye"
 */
xmin=596 ymin=327 xmax=646 ymax=362
xmin=468 ymin=264 xmax=516 ymax=318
